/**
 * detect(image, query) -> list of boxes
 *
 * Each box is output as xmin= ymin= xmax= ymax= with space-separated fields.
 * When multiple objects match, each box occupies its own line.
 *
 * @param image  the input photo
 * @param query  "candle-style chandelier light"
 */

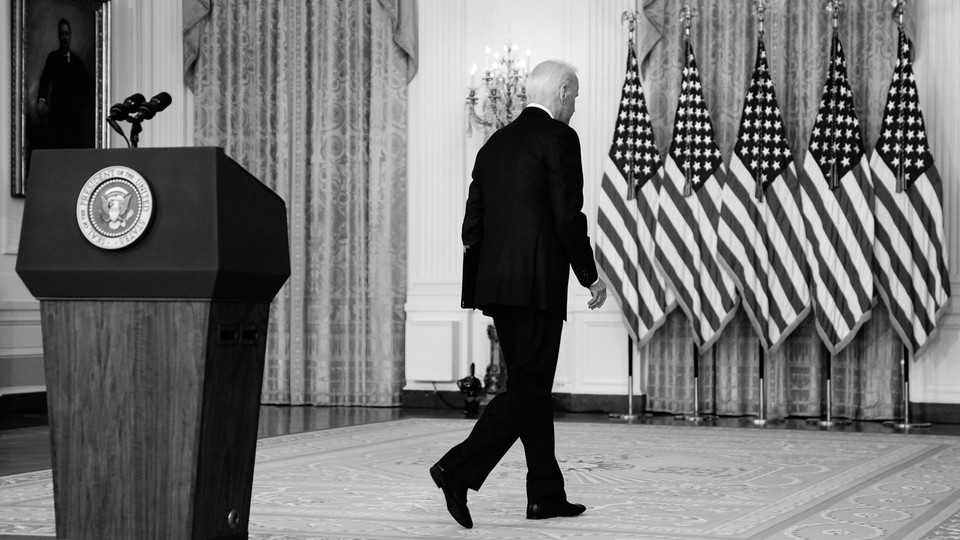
xmin=465 ymin=39 xmax=531 ymax=140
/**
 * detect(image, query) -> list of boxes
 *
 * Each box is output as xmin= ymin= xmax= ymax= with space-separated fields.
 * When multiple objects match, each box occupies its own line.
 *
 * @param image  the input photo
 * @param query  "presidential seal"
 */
xmin=76 ymin=166 xmax=153 ymax=250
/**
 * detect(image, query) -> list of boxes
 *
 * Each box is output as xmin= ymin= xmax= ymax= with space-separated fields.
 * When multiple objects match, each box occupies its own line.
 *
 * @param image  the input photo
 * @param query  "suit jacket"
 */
xmin=461 ymin=107 xmax=598 ymax=320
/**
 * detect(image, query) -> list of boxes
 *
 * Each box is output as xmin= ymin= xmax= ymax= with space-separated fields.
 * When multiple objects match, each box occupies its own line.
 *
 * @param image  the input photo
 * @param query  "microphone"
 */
xmin=107 ymin=93 xmax=145 ymax=121
xmin=132 ymin=92 xmax=172 ymax=121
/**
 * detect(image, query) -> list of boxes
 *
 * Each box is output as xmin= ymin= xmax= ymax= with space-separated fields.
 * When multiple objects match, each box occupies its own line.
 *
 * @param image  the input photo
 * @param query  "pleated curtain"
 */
xmin=186 ymin=0 xmax=417 ymax=405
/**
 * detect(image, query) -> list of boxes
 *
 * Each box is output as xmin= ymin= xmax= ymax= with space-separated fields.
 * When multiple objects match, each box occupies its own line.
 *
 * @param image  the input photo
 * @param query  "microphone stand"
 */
xmin=129 ymin=118 xmax=144 ymax=149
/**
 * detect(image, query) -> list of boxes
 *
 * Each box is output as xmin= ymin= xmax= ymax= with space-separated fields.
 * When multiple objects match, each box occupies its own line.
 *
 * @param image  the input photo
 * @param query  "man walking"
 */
xmin=430 ymin=59 xmax=607 ymax=529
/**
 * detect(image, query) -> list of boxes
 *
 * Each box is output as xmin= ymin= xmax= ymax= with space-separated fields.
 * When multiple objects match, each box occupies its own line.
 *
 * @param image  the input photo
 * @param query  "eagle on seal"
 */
xmin=99 ymin=186 xmax=135 ymax=230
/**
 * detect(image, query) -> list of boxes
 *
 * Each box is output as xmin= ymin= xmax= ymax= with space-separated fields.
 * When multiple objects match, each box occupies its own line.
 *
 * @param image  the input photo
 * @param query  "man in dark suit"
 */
xmin=430 ymin=59 xmax=607 ymax=529
xmin=36 ymin=18 xmax=91 ymax=150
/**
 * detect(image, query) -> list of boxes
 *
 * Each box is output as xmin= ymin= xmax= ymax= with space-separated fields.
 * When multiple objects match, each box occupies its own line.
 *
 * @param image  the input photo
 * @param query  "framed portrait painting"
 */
xmin=10 ymin=0 xmax=110 ymax=197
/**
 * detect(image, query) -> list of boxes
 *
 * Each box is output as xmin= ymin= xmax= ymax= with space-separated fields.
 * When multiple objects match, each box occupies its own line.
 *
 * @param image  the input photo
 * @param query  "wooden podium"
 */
xmin=16 ymin=148 xmax=290 ymax=540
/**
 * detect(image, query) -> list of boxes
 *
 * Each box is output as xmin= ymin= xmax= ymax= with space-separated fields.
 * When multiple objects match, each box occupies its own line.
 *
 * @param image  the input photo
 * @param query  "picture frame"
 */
xmin=10 ymin=0 xmax=110 ymax=198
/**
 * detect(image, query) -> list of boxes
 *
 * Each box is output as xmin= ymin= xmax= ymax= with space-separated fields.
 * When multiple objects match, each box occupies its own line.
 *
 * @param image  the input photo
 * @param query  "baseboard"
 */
xmin=912 ymin=402 xmax=960 ymax=424
xmin=402 ymin=389 xmax=646 ymax=415
xmin=0 ymin=391 xmax=46 ymax=413
xmin=11 ymin=389 xmax=948 ymax=424
xmin=552 ymin=393 xmax=646 ymax=414
xmin=401 ymin=389 xmax=466 ymax=411
xmin=0 ymin=391 xmax=48 ymax=429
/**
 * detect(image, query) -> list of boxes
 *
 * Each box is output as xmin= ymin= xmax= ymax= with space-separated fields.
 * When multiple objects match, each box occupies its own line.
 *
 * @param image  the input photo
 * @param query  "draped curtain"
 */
xmin=638 ymin=0 xmax=915 ymax=420
xmin=186 ymin=0 xmax=417 ymax=405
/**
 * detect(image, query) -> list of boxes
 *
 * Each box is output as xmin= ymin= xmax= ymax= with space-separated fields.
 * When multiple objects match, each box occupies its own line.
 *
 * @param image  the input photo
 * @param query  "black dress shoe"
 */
xmin=526 ymin=501 xmax=586 ymax=520
xmin=429 ymin=463 xmax=473 ymax=528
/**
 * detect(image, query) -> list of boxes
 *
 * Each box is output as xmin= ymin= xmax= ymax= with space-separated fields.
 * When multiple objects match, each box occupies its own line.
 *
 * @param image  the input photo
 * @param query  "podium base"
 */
xmin=42 ymin=299 xmax=268 ymax=540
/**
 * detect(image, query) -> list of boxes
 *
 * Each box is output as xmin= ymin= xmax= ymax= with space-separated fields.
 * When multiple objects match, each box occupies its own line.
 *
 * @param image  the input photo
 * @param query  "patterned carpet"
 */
xmin=2 ymin=418 xmax=960 ymax=539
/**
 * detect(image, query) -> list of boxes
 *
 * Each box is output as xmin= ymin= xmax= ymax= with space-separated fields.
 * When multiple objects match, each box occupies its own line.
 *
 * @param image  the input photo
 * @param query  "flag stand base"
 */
xmin=884 ymin=353 xmax=931 ymax=430
xmin=806 ymin=348 xmax=849 ymax=428
xmin=609 ymin=375 xmax=639 ymax=421
xmin=677 ymin=346 xmax=713 ymax=423
xmin=884 ymin=420 xmax=931 ymax=430
xmin=675 ymin=378 xmax=710 ymax=422
xmin=805 ymin=373 xmax=850 ymax=428
xmin=748 ymin=343 xmax=773 ymax=426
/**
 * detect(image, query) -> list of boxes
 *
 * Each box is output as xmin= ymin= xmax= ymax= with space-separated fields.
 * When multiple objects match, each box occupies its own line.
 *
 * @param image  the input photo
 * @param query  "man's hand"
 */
xmin=587 ymin=278 xmax=607 ymax=310
xmin=36 ymin=98 xmax=48 ymax=119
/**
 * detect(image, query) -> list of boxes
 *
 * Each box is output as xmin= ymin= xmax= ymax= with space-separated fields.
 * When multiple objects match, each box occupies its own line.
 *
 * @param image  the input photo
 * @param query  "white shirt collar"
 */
xmin=525 ymin=103 xmax=554 ymax=119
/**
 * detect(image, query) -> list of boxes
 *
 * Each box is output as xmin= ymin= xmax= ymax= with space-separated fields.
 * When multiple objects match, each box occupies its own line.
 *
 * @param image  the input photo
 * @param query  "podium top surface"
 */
xmin=17 ymin=147 xmax=291 ymax=301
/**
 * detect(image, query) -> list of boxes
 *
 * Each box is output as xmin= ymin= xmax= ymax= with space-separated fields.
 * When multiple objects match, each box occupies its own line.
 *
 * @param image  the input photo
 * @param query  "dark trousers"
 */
xmin=439 ymin=306 xmax=566 ymax=504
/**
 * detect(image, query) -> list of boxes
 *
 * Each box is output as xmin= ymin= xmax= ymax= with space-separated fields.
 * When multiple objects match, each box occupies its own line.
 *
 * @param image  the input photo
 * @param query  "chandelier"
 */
xmin=465 ymin=39 xmax=531 ymax=140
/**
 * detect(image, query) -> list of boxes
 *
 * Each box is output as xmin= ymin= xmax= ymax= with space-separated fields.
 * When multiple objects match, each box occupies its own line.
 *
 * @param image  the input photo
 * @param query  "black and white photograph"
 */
xmin=1 ymin=1 xmax=960 ymax=539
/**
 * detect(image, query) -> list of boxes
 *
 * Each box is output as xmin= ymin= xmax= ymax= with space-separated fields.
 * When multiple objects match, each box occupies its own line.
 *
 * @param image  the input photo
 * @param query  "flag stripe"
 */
xmin=766 ymin=181 xmax=812 ymax=315
xmin=798 ymin=33 xmax=876 ymax=354
xmin=907 ymin=167 xmax=950 ymax=295
xmin=870 ymin=29 xmax=949 ymax=357
xmin=595 ymin=247 xmax=641 ymax=334
xmin=801 ymin=159 xmax=873 ymax=350
xmin=719 ymin=159 xmax=810 ymax=350
xmin=658 ymin=157 xmax=737 ymax=348
xmin=654 ymin=40 xmax=738 ymax=350
xmin=721 ymin=158 xmax=791 ymax=336
xmin=594 ymin=38 xmax=674 ymax=347
xmin=874 ymin=172 xmax=937 ymax=308
xmin=801 ymin=159 xmax=874 ymax=312
xmin=872 ymin=162 xmax=950 ymax=354
xmin=598 ymin=174 xmax=641 ymax=283
xmin=768 ymin=167 xmax=811 ymax=307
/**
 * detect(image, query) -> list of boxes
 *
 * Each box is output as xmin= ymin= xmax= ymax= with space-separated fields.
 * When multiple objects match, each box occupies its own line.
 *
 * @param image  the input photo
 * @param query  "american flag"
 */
xmin=870 ymin=28 xmax=950 ymax=357
xmin=595 ymin=38 xmax=675 ymax=348
xmin=654 ymin=40 xmax=738 ymax=351
xmin=717 ymin=39 xmax=811 ymax=353
xmin=798 ymin=32 xmax=875 ymax=354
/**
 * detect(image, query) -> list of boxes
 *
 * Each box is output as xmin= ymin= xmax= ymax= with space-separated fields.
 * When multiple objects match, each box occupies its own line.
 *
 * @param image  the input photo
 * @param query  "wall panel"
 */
xmin=908 ymin=0 xmax=960 ymax=403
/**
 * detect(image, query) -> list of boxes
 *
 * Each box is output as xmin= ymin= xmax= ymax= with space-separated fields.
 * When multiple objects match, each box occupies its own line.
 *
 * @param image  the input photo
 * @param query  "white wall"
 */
xmin=405 ymin=0 xmax=640 ymax=398
xmin=0 ymin=0 xmax=192 ymax=396
xmin=404 ymin=0 xmax=960 ymax=404
xmin=907 ymin=0 xmax=960 ymax=403
xmin=0 ymin=0 xmax=38 ymax=394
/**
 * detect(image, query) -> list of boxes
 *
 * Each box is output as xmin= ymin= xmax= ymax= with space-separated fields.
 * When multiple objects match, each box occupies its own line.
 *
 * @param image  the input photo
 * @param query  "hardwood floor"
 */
xmin=3 ymin=403 xmax=959 ymax=478
xmin=0 ymin=426 xmax=52 ymax=477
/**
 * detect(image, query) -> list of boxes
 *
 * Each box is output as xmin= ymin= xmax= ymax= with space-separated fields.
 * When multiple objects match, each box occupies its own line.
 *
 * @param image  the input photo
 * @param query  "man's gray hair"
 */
xmin=525 ymin=60 xmax=578 ymax=102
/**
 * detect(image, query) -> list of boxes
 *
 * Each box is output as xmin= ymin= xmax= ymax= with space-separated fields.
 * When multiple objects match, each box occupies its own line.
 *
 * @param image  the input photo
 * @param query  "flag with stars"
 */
xmin=870 ymin=28 xmax=950 ymax=357
xmin=654 ymin=40 xmax=738 ymax=351
xmin=798 ymin=32 xmax=875 ymax=355
xmin=595 ymin=39 xmax=675 ymax=348
xmin=717 ymin=39 xmax=811 ymax=353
